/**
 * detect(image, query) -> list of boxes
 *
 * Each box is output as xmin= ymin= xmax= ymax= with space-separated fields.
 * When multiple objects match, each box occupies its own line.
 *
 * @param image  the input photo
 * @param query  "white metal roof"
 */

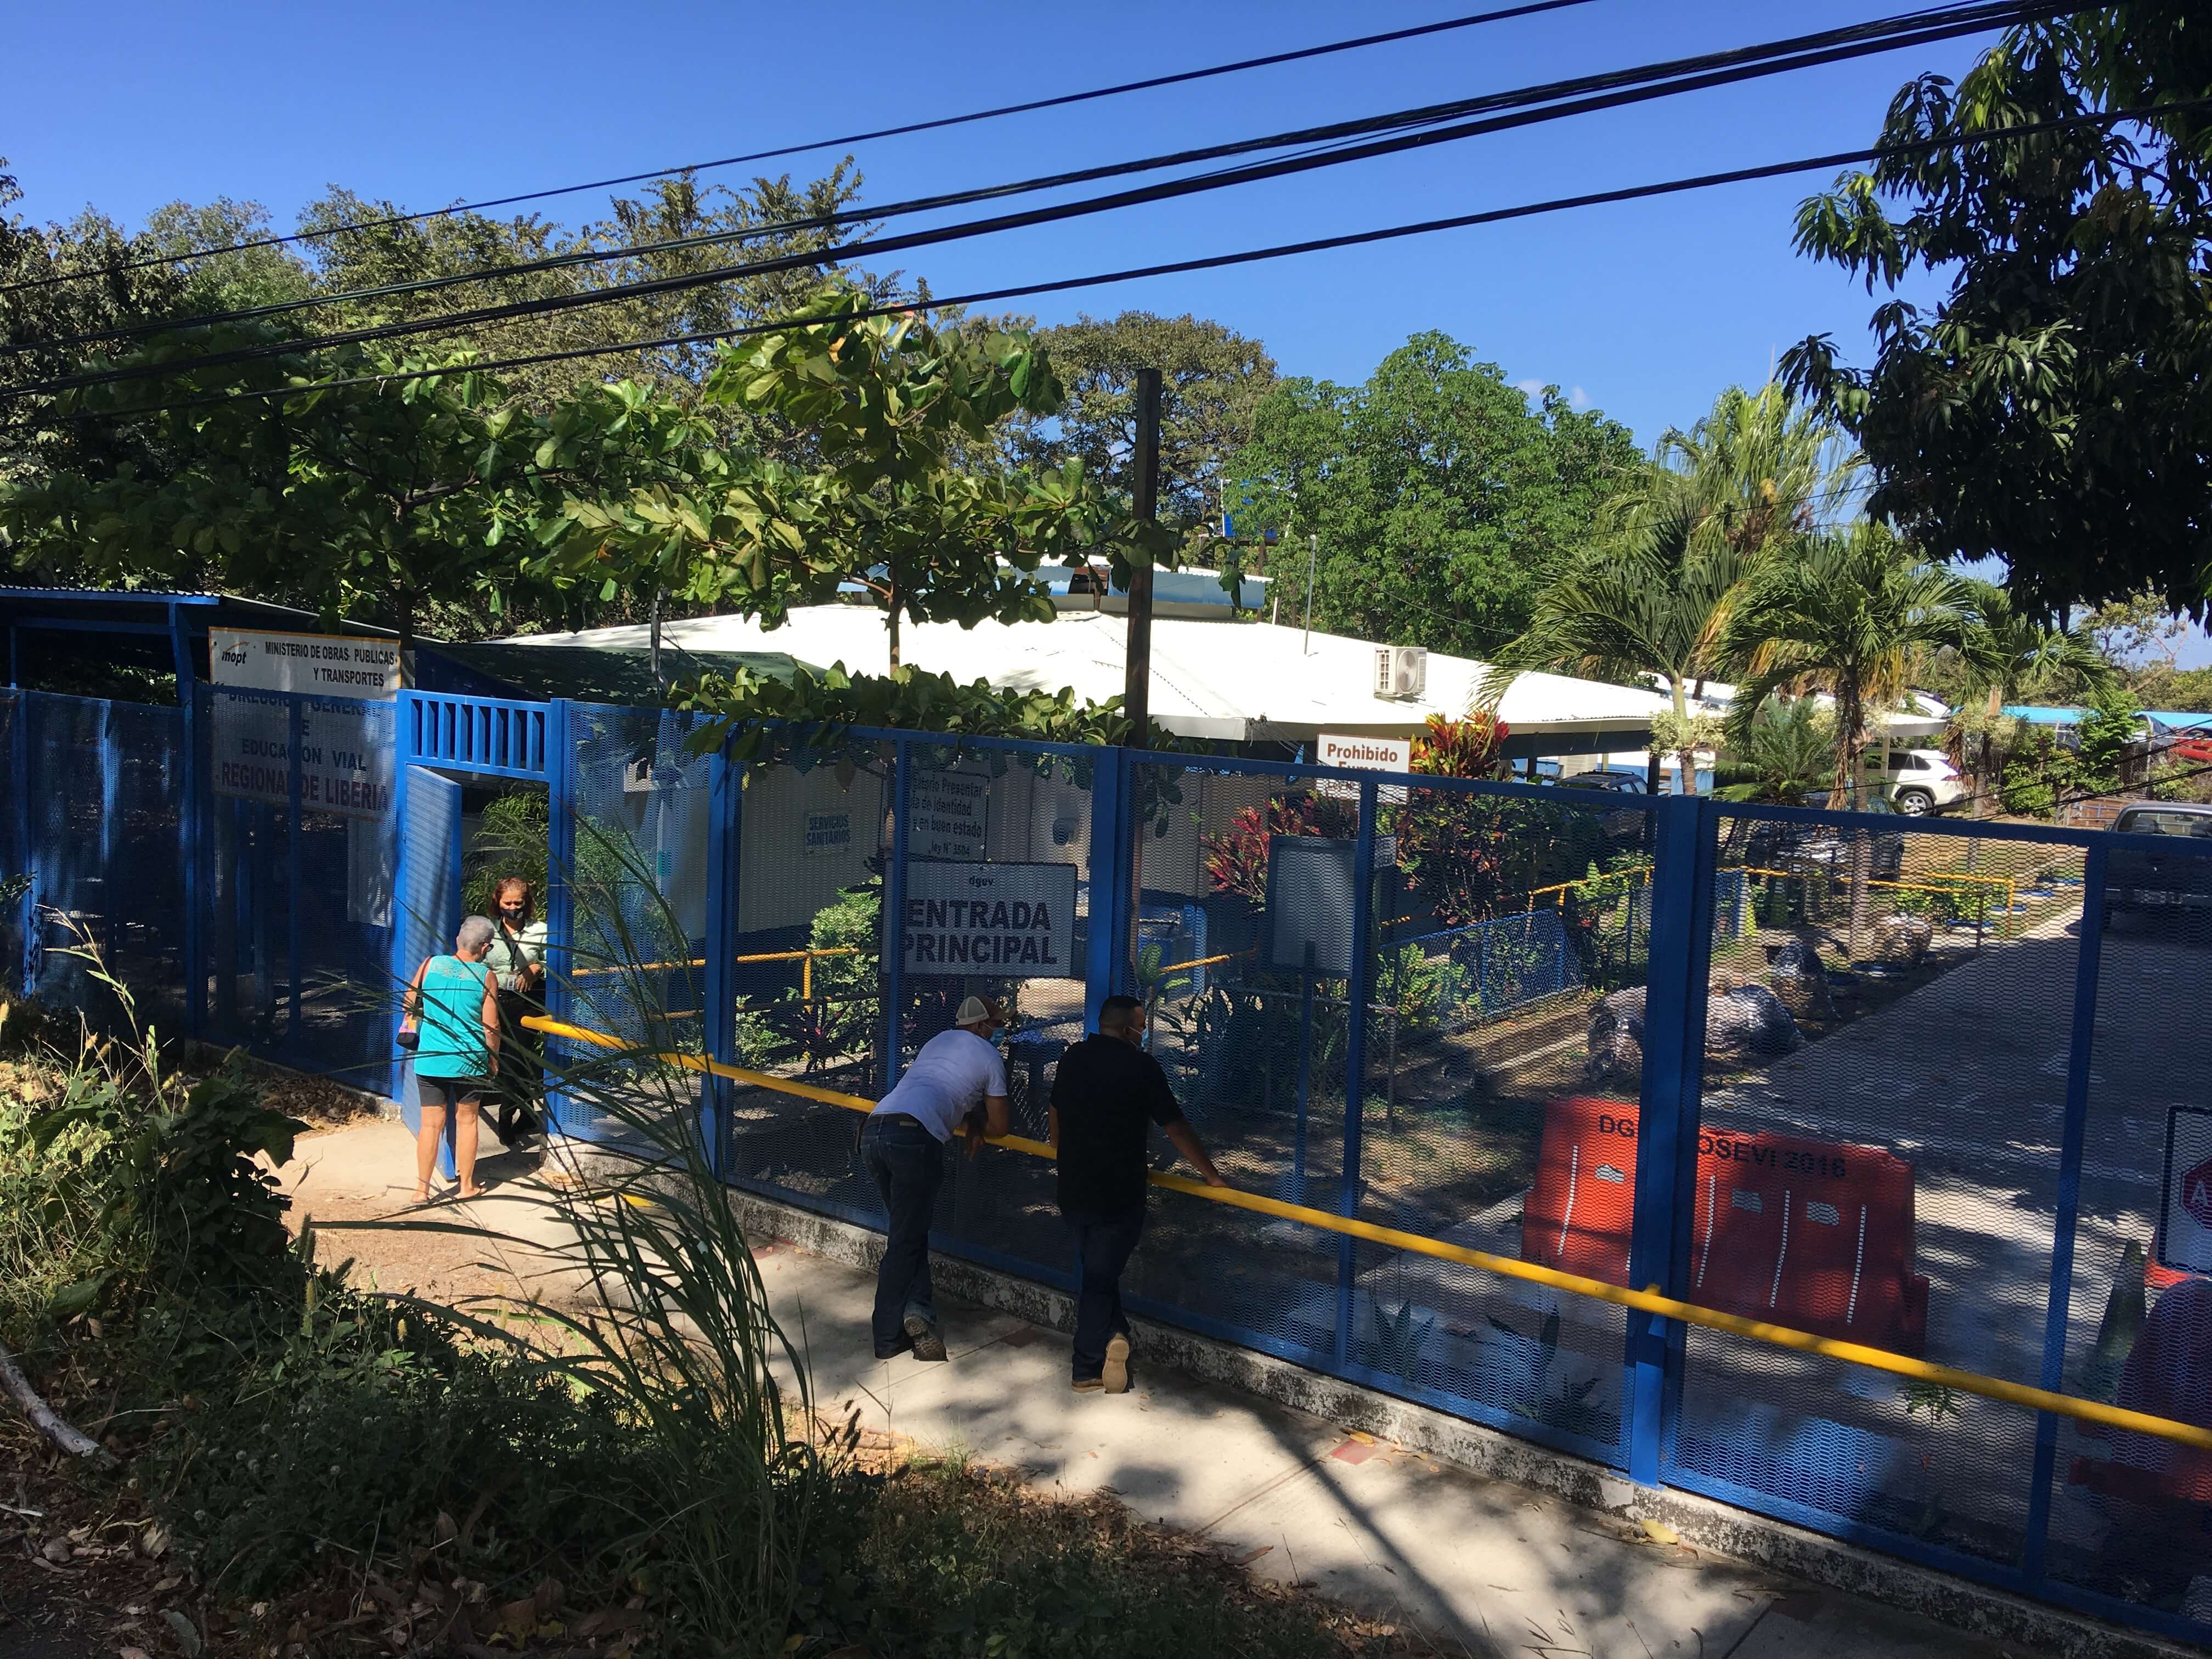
xmin=501 ymin=606 xmax=1668 ymax=746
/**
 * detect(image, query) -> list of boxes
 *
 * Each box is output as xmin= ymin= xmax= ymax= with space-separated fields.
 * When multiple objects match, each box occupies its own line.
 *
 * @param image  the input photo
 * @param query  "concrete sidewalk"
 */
xmin=755 ymin=1238 xmax=2023 ymax=1659
xmin=281 ymin=1120 xmax=2036 ymax=1658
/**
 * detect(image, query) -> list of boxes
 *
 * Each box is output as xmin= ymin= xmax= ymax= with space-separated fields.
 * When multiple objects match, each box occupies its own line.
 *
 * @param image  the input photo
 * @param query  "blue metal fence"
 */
xmin=7 ymin=685 xmax=2211 ymax=1647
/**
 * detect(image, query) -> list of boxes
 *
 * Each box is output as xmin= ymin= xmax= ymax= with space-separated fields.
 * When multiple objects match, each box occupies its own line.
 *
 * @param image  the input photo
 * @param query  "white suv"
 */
xmin=1859 ymin=748 xmax=1964 ymax=815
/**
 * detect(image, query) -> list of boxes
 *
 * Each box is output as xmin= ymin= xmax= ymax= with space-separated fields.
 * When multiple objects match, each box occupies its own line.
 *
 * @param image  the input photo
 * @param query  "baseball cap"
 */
xmin=955 ymin=995 xmax=1007 ymax=1029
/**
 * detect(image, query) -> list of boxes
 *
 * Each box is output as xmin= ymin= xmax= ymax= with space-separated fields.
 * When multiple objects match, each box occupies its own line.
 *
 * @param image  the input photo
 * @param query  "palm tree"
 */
xmin=1714 ymin=697 xmax=1835 ymax=804
xmin=1489 ymin=384 xmax=1857 ymax=794
xmin=1942 ymin=583 xmax=2117 ymax=816
xmin=1722 ymin=522 xmax=1993 ymax=808
xmin=1611 ymin=382 xmax=1862 ymax=577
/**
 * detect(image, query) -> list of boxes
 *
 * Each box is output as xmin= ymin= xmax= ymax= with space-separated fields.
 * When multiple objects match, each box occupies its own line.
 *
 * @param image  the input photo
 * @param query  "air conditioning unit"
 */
xmin=1373 ymin=645 xmax=1427 ymax=701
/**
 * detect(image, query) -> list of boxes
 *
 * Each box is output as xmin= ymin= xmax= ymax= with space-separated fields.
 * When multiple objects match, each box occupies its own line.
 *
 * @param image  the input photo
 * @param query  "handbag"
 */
xmin=395 ymin=1027 xmax=420 ymax=1053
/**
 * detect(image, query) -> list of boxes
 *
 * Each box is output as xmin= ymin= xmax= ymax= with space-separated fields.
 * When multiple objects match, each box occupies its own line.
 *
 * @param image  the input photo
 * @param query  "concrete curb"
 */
xmin=732 ymin=1187 xmax=2204 ymax=1659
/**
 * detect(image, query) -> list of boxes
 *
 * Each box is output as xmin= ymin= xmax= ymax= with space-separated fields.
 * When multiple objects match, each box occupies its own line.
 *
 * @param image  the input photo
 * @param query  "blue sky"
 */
xmin=11 ymin=1 xmax=2206 ymax=664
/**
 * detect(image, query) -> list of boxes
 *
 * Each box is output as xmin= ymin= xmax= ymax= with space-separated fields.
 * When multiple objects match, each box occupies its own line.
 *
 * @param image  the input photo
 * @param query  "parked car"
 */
xmin=1859 ymin=748 xmax=1965 ymax=816
xmin=2105 ymin=802 xmax=2212 ymax=927
xmin=1544 ymin=768 xmax=1649 ymax=839
xmin=1740 ymin=793 xmax=1908 ymax=881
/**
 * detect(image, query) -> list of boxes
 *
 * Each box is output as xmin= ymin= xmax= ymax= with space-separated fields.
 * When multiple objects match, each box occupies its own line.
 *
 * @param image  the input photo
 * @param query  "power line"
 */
xmin=39 ymin=95 xmax=2202 ymax=427
xmin=8 ymin=0 xmax=2046 ymax=362
xmin=9 ymin=1 xmax=2068 ymax=398
xmin=0 ymin=0 xmax=1607 ymax=298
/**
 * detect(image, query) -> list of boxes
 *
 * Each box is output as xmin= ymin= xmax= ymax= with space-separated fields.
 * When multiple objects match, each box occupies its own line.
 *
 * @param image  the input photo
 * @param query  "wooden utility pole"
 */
xmin=1123 ymin=366 xmax=1162 ymax=748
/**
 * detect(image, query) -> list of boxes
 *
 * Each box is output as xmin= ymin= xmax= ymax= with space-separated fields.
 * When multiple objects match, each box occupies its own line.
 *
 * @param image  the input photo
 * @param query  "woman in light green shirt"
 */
xmin=485 ymin=877 xmax=548 ymax=1147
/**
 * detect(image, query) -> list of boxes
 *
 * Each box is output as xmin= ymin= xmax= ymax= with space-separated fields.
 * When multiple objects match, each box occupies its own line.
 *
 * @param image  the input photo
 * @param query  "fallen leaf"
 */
xmin=121 ymin=1648 xmax=151 ymax=1659
xmin=573 ymin=1608 xmax=646 ymax=1639
xmin=162 ymin=1611 xmax=203 ymax=1658
xmin=153 ymin=1577 xmax=181 ymax=1595
xmin=1235 ymin=1546 xmax=1274 ymax=1566
xmin=1638 ymin=1517 xmax=1682 ymax=1547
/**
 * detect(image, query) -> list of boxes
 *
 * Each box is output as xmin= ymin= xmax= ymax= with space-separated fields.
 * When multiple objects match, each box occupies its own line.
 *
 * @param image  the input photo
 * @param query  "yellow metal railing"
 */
xmin=523 ymin=1012 xmax=2212 ymax=1457
xmin=1739 ymin=866 xmax=2021 ymax=940
xmin=572 ymin=946 xmax=859 ymax=998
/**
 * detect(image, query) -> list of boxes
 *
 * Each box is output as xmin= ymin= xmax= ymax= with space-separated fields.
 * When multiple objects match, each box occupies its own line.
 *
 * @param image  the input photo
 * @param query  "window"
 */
xmin=2118 ymin=809 xmax=2212 ymax=839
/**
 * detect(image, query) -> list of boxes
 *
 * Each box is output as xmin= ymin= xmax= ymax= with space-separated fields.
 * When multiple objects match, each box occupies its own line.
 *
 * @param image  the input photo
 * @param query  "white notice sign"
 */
xmin=901 ymin=860 xmax=1079 ymax=980
xmin=211 ymin=691 xmax=394 ymax=820
xmin=2159 ymin=1107 xmax=2212 ymax=1276
xmin=907 ymin=767 xmax=991 ymax=859
xmin=210 ymin=629 xmax=400 ymax=700
xmin=1316 ymin=731 xmax=1410 ymax=804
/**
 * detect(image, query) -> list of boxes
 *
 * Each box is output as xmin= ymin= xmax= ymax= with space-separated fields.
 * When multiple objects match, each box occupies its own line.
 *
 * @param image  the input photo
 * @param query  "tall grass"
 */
xmin=354 ymin=816 xmax=859 ymax=1656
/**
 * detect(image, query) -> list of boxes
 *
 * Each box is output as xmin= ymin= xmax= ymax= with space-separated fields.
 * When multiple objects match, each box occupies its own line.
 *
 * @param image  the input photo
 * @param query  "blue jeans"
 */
xmin=1063 ymin=1205 xmax=1146 ymax=1381
xmin=862 ymin=1114 xmax=944 ymax=1356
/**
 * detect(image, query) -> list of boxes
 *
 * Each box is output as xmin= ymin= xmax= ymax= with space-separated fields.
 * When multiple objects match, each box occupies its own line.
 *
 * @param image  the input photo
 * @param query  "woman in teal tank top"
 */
xmin=399 ymin=916 xmax=501 ymax=1204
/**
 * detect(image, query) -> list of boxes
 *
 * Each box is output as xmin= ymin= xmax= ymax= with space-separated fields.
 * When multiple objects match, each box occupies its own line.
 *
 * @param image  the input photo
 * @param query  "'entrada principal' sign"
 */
xmin=901 ymin=860 xmax=1078 ymax=980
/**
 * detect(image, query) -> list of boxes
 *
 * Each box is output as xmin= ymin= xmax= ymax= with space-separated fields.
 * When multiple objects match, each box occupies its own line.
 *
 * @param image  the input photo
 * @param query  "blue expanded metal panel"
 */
xmin=199 ymin=687 xmax=397 ymax=1085
xmin=2036 ymin=830 xmax=2212 ymax=1632
xmin=1 ymin=691 xmax=23 ymax=996
xmin=16 ymin=680 xmax=2212 ymax=1650
xmin=394 ymin=765 xmax=462 ymax=1164
xmin=554 ymin=702 xmax=716 ymax=1142
xmin=19 ymin=693 xmax=188 ymax=1037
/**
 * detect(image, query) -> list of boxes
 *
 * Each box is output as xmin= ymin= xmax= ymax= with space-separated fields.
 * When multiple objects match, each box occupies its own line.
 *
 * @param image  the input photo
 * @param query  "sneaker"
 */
xmin=872 ymin=1330 xmax=913 ymax=1361
xmin=1071 ymin=1376 xmax=1105 ymax=1394
xmin=1102 ymin=1333 xmax=1131 ymax=1394
xmin=904 ymin=1313 xmax=948 ymax=1363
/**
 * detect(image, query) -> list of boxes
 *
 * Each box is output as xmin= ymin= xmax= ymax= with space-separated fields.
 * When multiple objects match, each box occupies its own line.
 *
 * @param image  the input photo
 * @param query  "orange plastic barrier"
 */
xmin=1523 ymin=1096 xmax=1931 ymax=1356
xmin=2070 ymin=1277 xmax=2212 ymax=1505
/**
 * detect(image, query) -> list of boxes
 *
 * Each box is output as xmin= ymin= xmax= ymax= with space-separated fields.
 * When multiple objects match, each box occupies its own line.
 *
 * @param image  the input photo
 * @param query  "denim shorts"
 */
xmin=417 ymin=1076 xmax=490 ymax=1110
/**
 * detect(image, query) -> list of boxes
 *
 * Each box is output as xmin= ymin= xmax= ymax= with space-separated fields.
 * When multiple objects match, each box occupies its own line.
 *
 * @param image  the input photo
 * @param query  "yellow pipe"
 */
xmin=522 ymin=1012 xmax=2212 ymax=1456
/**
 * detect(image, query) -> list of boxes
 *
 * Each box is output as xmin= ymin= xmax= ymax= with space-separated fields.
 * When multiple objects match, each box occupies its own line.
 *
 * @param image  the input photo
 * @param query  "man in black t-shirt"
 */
xmin=1049 ymin=994 xmax=1226 ymax=1393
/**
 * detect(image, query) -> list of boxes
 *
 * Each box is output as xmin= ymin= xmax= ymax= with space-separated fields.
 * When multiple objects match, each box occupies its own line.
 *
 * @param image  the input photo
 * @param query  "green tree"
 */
xmin=1781 ymin=7 xmax=2212 ymax=618
xmin=1001 ymin=311 xmax=1276 ymax=533
xmin=1225 ymin=332 xmax=1639 ymax=657
xmin=1722 ymin=522 xmax=1992 ymax=807
xmin=1715 ymin=698 xmax=1836 ymax=803
xmin=700 ymin=285 xmax=1157 ymax=669
xmin=1491 ymin=383 xmax=1850 ymax=793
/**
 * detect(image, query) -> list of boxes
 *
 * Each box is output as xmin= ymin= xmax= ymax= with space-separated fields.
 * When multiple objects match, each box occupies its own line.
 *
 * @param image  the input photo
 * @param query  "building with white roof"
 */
xmin=500 ymin=603 xmax=1671 ymax=759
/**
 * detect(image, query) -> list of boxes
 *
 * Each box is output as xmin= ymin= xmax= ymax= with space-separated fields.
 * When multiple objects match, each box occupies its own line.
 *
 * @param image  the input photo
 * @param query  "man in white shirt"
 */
xmin=862 ymin=996 xmax=1009 ymax=1361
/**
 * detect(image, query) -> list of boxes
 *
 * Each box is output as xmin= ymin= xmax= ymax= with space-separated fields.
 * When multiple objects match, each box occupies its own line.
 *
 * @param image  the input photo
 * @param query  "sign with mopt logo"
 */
xmin=901 ymin=860 xmax=1077 ymax=979
xmin=210 ymin=628 xmax=400 ymax=699
xmin=2158 ymin=1107 xmax=2212 ymax=1276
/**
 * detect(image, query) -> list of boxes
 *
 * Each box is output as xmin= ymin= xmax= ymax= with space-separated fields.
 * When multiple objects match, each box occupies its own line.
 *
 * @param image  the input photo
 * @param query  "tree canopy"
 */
xmin=1781 ymin=5 xmax=2212 ymax=618
xmin=1224 ymin=332 xmax=1639 ymax=657
xmin=1000 ymin=311 xmax=1277 ymax=535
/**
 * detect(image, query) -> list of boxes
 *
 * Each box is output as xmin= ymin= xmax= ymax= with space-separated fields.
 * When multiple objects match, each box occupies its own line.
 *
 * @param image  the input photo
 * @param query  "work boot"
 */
xmin=1102 ymin=1333 xmax=1131 ymax=1393
xmin=904 ymin=1313 xmax=948 ymax=1362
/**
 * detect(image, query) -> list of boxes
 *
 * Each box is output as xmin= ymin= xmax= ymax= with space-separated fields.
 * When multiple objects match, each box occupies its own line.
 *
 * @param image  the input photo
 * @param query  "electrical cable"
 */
xmin=30 ymin=93 xmax=2203 ymax=426
xmin=7 ymin=1 xmax=2074 ymax=396
xmin=0 ymin=0 xmax=1609 ymax=297
xmin=7 ymin=0 xmax=2048 ymax=360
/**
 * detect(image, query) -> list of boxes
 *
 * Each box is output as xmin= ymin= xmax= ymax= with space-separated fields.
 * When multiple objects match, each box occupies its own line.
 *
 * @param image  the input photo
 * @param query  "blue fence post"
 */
xmin=700 ymin=732 xmax=742 ymax=1181
xmin=10 ymin=693 xmax=30 ymax=994
xmin=1335 ymin=778 xmax=1378 ymax=1366
xmin=884 ymin=736 xmax=911 ymax=1090
xmin=386 ymin=694 xmax=416 ymax=1103
xmin=543 ymin=699 xmax=575 ymax=1135
xmin=286 ymin=696 xmax=304 ymax=1049
xmin=2020 ymin=839 xmax=2109 ymax=1588
xmin=1081 ymin=748 xmax=1126 ymax=1026
xmin=1626 ymin=793 xmax=1717 ymax=1487
xmin=177 ymin=673 xmax=204 ymax=1040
